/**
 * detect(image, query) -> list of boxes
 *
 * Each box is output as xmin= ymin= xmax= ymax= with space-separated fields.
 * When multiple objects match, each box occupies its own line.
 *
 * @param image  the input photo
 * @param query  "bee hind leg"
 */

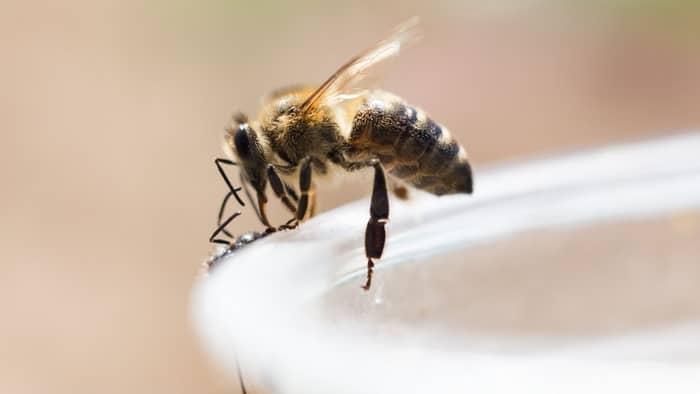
xmin=363 ymin=160 xmax=389 ymax=291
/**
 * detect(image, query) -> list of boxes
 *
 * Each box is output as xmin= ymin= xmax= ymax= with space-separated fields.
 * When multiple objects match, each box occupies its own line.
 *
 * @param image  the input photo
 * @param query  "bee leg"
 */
xmin=296 ymin=156 xmax=314 ymax=221
xmin=280 ymin=156 xmax=313 ymax=230
xmin=363 ymin=161 xmax=389 ymax=291
xmin=308 ymin=186 xmax=317 ymax=217
xmin=214 ymin=158 xmax=246 ymax=237
xmin=267 ymin=165 xmax=298 ymax=215
xmin=238 ymin=171 xmax=274 ymax=230
xmin=256 ymin=192 xmax=273 ymax=229
xmin=209 ymin=211 xmax=242 ymax=246
xmin=284 ymin=181 xmax=299 ymax=203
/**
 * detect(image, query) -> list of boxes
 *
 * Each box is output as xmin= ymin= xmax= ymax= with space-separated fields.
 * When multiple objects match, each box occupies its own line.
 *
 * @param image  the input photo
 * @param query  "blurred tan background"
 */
xmin=1 ymin=1 xmax=699 ymax=393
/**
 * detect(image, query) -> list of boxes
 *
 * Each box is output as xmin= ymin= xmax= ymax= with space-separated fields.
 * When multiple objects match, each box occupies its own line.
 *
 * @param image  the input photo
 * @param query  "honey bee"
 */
xmin=217 ymin=19 xmax=473 ymax=290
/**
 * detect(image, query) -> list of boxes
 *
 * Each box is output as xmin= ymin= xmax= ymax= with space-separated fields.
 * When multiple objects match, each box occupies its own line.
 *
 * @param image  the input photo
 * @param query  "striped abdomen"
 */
xmin=347 ymin=92 xmax=472 ymax=195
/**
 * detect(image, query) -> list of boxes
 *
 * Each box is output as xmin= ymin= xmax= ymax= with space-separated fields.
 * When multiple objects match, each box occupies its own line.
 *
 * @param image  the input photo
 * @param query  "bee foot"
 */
xmin=361 ymin=259 xmax=375 ymax=291
xmin=278 ymin=219 xmax=299 ymax=231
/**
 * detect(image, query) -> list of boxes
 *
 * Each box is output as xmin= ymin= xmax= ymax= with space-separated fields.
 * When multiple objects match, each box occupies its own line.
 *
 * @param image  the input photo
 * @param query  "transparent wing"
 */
xmin=299 ymin=17 xmax=421 ymax=113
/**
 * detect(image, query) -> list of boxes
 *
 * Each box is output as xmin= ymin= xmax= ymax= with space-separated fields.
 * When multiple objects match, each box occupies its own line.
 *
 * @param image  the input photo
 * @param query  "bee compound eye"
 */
xmin=234 ymin=126 xmax=251 ymax=157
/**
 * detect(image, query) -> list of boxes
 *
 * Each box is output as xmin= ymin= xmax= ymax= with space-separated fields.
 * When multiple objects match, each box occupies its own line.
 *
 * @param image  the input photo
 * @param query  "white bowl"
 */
xmin=193 ymin=132 xmax=700 ymax=394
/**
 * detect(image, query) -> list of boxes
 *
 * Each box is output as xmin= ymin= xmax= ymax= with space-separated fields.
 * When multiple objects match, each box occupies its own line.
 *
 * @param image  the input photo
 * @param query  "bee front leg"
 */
xmin=280 ymin=156 xmax=313 ymax=230
xmin=237 ymin=171 xmax=274 ymax=230
xmin=256 ymin=192 xmax=273 ymax=229
xmin=363 ymin=160 xmax=389 ymax=291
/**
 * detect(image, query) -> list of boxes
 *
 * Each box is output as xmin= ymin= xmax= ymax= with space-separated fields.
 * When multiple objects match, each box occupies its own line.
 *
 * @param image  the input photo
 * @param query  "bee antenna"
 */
xmin=215 ymin=158 xmax=244 ymax=204
xmin=216 ymin=191 xmax=237 ymax=238
xmin=209 ymin=210 xmax=242 ymax=245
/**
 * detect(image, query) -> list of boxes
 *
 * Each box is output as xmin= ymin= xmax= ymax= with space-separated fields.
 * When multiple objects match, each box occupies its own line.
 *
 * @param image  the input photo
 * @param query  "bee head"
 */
xmin=226 ymin=113 xmax=267 ymax=193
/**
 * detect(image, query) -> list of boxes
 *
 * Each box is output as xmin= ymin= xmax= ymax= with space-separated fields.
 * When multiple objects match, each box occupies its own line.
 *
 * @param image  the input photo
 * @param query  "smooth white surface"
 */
xmin=193 ymin=132 xmax=700 ymax=394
